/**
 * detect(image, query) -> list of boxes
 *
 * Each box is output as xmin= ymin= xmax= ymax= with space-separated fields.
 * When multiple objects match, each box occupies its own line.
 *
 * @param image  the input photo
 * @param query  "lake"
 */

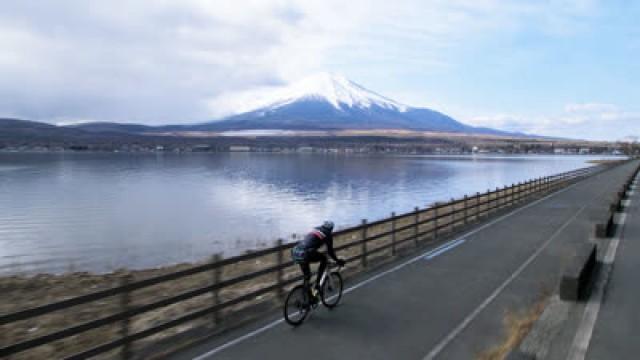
xmin=0 ymin=152 xmax=616 ymax=274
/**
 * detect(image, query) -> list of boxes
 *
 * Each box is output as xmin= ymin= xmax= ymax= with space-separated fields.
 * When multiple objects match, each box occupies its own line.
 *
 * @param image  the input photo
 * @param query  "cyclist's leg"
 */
xmin=306 ymin=251 xmax=327 ymax=289
xmin=299 ymin=261 xmax=312 ymax=295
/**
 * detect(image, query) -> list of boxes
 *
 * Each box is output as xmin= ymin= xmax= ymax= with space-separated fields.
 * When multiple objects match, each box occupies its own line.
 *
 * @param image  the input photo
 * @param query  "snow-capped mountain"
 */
xmin=193 ymin=73 xmax=505 ymax=134
xmin=69 ymin=73 xmax=518 ymax=136
xmin=254 ymin=73 xmax=408 ymax=113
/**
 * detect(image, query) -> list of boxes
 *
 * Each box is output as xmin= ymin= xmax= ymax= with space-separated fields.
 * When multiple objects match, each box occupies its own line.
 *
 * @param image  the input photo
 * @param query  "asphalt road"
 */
xmin=586 ymin=173 xmax=640 ymax=360
xmin=173 ymin=160 xmax=639 ymax=360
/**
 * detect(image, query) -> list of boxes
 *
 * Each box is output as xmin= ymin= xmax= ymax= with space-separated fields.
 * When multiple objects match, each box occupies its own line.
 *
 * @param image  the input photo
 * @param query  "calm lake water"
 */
xmin=0 ymin=152 xmax=616 ymax=274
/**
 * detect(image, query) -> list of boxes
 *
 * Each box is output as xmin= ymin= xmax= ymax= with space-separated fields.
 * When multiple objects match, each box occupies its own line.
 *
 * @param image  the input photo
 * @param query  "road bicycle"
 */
xmin=283 ymin=261 xmax=344 ymax=326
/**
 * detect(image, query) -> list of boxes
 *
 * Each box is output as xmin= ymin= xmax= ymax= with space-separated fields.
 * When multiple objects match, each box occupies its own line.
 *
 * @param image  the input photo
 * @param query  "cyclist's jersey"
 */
xmin=294 ymin=227 xmax=338 ymax=261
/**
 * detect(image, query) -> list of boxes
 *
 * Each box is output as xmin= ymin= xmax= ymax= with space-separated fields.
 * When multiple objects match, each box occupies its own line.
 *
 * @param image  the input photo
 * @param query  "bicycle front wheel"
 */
xmin=284 ymin=285 xmax=309 ymax=326
xmin=321 ymin=272 xmax=343 ymax=308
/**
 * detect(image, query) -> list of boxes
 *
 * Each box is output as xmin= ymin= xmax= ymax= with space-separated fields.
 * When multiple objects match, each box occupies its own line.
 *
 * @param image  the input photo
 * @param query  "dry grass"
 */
xmin=477 ymin=298 xmax=548 ymax=360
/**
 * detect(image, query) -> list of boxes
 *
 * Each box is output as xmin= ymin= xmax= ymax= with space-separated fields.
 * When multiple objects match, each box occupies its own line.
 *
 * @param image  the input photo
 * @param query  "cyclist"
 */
xmin=291 ymin=221 xmax=346 ymax=303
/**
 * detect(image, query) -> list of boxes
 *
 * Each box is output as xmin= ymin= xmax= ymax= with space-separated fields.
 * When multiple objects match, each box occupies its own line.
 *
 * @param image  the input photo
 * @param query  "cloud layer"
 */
xmin=0 ymin=1 xmax=637 ymax=141
xmin=468 ymin=103 xmax=640 ymax=141
xmin=0 ymin=1 xmax=350 ymax=124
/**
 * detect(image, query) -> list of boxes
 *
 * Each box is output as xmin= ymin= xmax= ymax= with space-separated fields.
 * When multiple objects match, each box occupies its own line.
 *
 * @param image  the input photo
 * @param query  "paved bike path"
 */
xmin=586 ymin=174 xmax=640 ymax=360
xmin=174 ymin=161 xmax=639 ymax=360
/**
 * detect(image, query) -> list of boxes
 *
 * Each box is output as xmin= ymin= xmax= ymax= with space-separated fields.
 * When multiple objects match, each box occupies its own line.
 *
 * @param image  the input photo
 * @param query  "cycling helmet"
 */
xmin=321 ymin=220 xmax=334 ymax=232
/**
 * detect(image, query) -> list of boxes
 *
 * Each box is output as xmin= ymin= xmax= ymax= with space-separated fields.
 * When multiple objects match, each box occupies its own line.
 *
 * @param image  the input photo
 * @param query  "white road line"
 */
xmin=422 ymin=201 xmax=591 ymax=360
xmin=566 ymin=210 xmax=629 ymax=360
xmin=340 ymin=238 xmax=465 ymax=294
xmin=192 ymin=179 xmax=585 ymax=360
xmin=192 ymin=320 xmax=285 ymax=360
xmin=424 ymin=239 xmax=466 ymax=260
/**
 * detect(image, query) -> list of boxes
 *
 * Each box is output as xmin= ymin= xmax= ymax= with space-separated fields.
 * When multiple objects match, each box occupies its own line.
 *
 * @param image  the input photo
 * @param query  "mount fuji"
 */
xmin=70 ymin=73 xmax=518 ymax=136
xmin=188 ymin=73 xmax=495 ymax=134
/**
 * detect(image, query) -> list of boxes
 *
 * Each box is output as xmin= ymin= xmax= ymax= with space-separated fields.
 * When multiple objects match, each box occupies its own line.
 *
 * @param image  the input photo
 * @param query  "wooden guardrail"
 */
xmin=0 ymin=162 xmax=622 ymax=359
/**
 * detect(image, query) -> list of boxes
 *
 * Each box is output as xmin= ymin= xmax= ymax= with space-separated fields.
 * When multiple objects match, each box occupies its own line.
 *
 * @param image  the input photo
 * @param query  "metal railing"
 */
xmin=0 ymin=161 xmax=623 ymax=359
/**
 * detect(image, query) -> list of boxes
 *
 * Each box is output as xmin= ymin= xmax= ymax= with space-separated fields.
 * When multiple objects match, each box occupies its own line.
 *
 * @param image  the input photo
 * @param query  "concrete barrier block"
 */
xmin=560 ymin=243 xmax=597 ymax=302
xmin=606 ymin=213 xmax=616 ymax=237
xmin=595 ymin=212 xmax=616 ymax=238
xmin=594 ymin=223 xmax=607 ymax=238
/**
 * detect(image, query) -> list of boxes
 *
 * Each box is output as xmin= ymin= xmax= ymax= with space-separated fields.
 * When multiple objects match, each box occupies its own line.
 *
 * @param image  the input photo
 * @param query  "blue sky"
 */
xmin=0 ymin=0 xmax=638 ymax=140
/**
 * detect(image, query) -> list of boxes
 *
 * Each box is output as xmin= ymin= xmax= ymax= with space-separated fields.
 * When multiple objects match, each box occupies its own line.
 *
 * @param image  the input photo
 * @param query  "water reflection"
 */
xmin=0 ymin=153 xmax=613 ymax=274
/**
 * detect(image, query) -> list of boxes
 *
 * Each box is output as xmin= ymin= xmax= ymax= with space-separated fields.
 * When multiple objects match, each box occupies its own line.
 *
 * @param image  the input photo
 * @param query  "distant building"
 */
xmin=229 ymin=146 xmax=250 ymax=152
xmin=192 ymin=145 xmax=212 ymax=152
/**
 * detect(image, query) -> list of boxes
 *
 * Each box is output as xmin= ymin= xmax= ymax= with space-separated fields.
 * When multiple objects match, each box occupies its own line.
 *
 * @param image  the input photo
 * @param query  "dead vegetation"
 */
xmin=477 ymin=296 xmax=549 ymax=360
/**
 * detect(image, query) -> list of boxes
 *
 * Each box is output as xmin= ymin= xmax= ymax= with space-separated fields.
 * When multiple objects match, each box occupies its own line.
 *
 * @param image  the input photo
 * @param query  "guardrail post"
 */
xmin=414 ymin=207 xmax=420 ymax=246
xmin=119 ymin=274 xmax=132 ymax=360
xmin=276 ymin=239 xmax=285 ymax=301
xmin=210 ymin=253 xmax=222 ymax=326
xmin=529 ymin=179 xmax=533 ymax=195
xmin=463 ymin=195 xmax=468 ymax=225
xmin=532 ymin=178 xmax=535 ymax=194
xmin=475 ymin=192 xmax=481 ymax=221
xmin=391 ymin=212 xmax=397 ymax=256
xmin=505 ymin=187 xmax=509 ymax=208
xmin=496 ymin=187 xmax=501 ymax=209
xmin=545 ymin=177 xmax=549 ymax=191
xmin=530 ymin=180 xmax=534 ymax=196
xmin=433 ymin=204 xmax=439 ymax=239
xmin=450 ymin=199 xmax=456 ymax=231
xmin=486 ymin=189 xmax=491 ymax=216
xmin=361 ymin=219 xmax=368 ymax=268
xmin=538 ymin=177 xmax=544 ymax=193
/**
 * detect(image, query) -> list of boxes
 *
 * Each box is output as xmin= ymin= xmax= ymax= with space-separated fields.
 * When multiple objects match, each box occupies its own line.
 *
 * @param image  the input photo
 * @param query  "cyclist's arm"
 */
xmin=326 ymin=233 xmax=339 ymax=261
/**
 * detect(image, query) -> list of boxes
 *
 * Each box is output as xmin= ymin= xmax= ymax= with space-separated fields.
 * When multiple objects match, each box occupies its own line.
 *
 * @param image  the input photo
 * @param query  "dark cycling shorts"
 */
xmin=292 ymin=245 xmax=325 ymax=265
xmin=291 ymin=245 xmax=307 ymax=263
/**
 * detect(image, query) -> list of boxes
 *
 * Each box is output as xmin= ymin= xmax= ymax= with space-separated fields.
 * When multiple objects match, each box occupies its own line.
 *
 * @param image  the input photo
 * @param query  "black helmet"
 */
xmin=320 ymin=220 xmax=334 ymax=232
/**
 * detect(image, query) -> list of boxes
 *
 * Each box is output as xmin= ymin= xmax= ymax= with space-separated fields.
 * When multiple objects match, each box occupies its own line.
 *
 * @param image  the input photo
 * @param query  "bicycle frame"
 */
xmin=305 ymin=263 xmax=336 ymax=294
xmin=319 ymin=265 xmax=333 ymax=289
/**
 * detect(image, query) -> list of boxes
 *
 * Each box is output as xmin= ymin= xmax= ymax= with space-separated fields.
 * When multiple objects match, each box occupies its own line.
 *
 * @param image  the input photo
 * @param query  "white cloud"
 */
xmin=467 ymin=103 xmax=640 ymax=140
xmin=0 ymin=0 xmax=606 ymax=125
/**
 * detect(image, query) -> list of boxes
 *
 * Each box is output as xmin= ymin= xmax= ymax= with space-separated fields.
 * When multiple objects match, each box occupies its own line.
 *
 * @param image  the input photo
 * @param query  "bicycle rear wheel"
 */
xmin=321 ymin=272 xmax=343 ymax=308
xmin=283 ymin=285 xmax=309 ymax=326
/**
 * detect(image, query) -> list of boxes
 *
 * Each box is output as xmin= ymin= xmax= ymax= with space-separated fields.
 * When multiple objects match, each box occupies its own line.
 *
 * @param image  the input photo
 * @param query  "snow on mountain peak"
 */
xmin=266 ymin=72 xmax=408 ymax=112
xmin=209 ymin=72 xmax=410 ymax=118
